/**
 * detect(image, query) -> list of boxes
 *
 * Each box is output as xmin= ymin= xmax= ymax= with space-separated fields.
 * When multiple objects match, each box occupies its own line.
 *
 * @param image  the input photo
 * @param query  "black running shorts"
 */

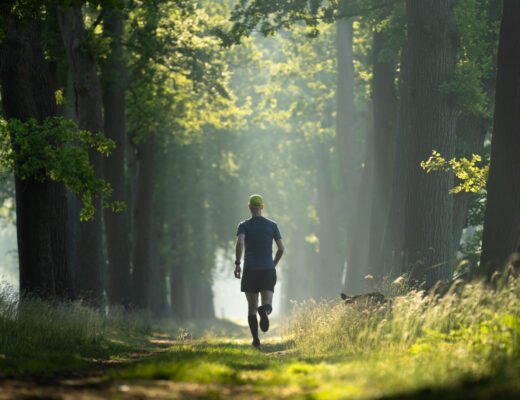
xmin=241 ymin=269 xmax=277 ymax=293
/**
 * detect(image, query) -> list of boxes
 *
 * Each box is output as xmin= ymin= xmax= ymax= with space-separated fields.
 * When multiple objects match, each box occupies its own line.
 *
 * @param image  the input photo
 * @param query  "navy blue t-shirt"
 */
xmin=236 ymin=216 xmax=282 ymax=270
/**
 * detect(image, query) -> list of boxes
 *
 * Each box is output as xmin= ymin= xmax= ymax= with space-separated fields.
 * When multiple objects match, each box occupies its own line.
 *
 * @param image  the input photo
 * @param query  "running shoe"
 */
xmin=257 ymin=305 xmax=269 ymax=332
xmin=252 ymin=338 xmax=262 ymax=350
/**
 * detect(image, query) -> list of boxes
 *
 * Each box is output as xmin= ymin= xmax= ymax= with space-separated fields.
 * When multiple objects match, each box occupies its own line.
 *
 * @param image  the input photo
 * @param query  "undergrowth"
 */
xmin=112 ymin=270 xmax=520 ymax=399
xmin=0 ymin=283 xmax=161 ymax=373
xmin=0 ymin=282 xmax=246 ymax=374
xmin=284 ymin=268 xmax=520 ymax=395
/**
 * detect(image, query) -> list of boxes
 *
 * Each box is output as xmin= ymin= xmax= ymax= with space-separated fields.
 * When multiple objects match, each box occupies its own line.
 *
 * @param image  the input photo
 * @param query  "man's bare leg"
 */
xmin=258 ymin=290 xmax=273 ymax=332
xmin=245 ymin=292 xmax=261 ymax=349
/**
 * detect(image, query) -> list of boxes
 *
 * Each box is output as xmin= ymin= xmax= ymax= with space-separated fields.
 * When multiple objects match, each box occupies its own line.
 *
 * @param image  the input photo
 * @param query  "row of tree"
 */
xmin=0 ymin=0 xmax=244 ymax=318
xmin=224 ymin=0 xmax=520 ymax=300
xmin=0 ymin=0 xmax=518 ymax=317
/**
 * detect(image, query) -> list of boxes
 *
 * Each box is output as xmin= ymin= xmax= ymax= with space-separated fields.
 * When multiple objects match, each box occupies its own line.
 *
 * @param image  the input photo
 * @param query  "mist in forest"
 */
xmin=3 ymin=0 xmax=520 ymax=397
xmin=0 ymin=0 xmax=517 ymax=325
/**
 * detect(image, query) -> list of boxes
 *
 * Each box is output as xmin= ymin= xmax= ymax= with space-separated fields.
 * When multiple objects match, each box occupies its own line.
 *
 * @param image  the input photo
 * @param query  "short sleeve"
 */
xmin=236 ymin=222 xmax=246 ymax=236
xmin=274 ymin=224 xmax=282 ymax=240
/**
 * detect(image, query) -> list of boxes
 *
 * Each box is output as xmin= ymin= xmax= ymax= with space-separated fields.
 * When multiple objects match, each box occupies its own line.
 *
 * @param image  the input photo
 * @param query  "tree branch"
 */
xmin=91 ymin=9 xmax=106 ymax=30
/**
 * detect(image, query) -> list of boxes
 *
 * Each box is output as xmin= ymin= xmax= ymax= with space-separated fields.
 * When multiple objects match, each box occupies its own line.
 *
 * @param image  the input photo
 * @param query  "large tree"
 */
xmin=402 ymin=0 xmax=458 ymax=286
xmin=366 ymin=13 xmax=399 ymax=282
xmin=0 ymin=16 xmax=73 ymax=299
xmin=480 ymin=0 xmax=520 ymax=276
xmin=57 ymin=5 xmax=105 ymax=304
xmin=100 ymin=7 xmax=133 ymax=307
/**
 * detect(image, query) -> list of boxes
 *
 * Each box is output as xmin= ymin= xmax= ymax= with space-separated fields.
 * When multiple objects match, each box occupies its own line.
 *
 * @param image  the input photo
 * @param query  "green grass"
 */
xmin=110 ymin=338 xmax=520 ymax=399
xmin=0 ymin=283 xmax=164 ymax=374
xmin=111 ymin=271 xmax=520 ymax=399
xmin=2 ymin=271 xmax=520 ymax=398
xmin=0 ymin=283 xmax=248 ymax=375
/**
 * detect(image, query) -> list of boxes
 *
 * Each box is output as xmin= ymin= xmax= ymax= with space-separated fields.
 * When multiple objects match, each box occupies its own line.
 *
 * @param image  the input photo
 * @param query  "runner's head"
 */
xmin=248 ymin=194 xmax=264 ymax=212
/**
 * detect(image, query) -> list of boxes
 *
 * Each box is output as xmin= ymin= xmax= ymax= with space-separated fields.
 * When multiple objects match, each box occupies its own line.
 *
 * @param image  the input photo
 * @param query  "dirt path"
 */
xmin=0 ymin=338 xmax=222 ymax=400
xmin=0 ymin=377 xmax=262 ymax=400
xmin=0 ymin=338 xmax=284 ymax=400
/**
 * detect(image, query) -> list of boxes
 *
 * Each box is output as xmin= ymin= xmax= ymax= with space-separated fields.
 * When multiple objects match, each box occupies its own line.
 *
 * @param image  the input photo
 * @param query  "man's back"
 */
xmin=237 ymin=216 xmax=281 ymax=270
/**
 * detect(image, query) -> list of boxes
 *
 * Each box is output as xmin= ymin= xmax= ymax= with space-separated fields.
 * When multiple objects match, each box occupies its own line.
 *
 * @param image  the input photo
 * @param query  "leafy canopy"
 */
xmin=0 ymin=117 xmax=124 ymax=221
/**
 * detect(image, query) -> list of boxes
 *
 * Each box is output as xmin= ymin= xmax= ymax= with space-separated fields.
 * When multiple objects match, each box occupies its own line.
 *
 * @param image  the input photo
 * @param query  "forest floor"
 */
xmin=2 ymin=327 xmax=520 ymax=400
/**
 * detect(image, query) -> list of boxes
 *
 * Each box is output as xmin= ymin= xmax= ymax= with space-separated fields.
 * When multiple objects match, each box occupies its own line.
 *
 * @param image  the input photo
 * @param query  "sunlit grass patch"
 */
xmin=112 ymin=274 xmax=520 ymax=399
xmin=112 ymin=337 xmax=518 ymax=399
xmin=113 ymin=342 xmax=272 ymax=383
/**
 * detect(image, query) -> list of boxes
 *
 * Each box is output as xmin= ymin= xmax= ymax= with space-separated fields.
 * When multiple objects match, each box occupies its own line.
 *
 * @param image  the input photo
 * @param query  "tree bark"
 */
xmin=0 ymin=17 xmax=73 ymax=299
xmin=451 ymin=114 xmax=487 ymax=259
xmin=132 ymin=136 xmax=156 ymax=309
xmin=315 ymin=140 xmax=344 ymax=297
xmin=149 ymin=195 xmax=168 ymax=318
xmin=101 ymin=8 xmax=133 ymax=307
xmin=335 ymin=18 xmax=363 ymax=292
xmin=170 ymin=259 xmax=189 ymax=319
xmin=57 ymin=6 xmax=105 ymax=304
xmin=366 ymin=27 xmax=398 ymax=282
xmin=480 ymin=0 xmax=520 ymax=275
xmin=404 ymin=0 xmax=458 ymax=286
xmin=344 ymin=137 xmax=373 ymax=293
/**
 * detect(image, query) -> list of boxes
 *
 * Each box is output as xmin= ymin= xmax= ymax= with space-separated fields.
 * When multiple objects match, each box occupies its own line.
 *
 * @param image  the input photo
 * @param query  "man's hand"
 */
xmin=234 ymin=265 xmax=241 ymax=279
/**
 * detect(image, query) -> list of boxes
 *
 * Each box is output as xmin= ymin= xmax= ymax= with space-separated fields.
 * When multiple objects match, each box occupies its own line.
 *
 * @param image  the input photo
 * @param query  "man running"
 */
xmin=234 ymin=194 xmax=284 ymax=350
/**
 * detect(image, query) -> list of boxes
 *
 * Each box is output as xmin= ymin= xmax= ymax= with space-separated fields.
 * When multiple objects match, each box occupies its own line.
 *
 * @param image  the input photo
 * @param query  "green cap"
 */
xmin=248 ymin=194 xmax=263 ymax=208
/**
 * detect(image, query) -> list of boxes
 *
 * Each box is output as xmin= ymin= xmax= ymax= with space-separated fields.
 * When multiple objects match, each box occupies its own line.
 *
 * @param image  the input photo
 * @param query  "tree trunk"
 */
xmin=57 ymin=6 xmax=104 ymax=304
xmin=404 ymin=0 xmax=458 ymax=286
xmin=315 ymin=140 xmax=344 ymax=297
xmin=480 ymin=0 xmax=520 ymax=275
xmin=0 ymin=17 xmax=73 ymax=299
xmin=170 ymin=259 xmax=189 ymax=319
xmin=344 ymin=138 xmax=373 ymax=293
xmin=100 ymin=8 xmax=133 ymax=307
xmin=451 ymin=114 xmax=487 ymax=259
xmin=132 ymin=136 xmax=156 ymax=309
xmin=335 ymin=18 xmax=363 ymax=292
xmin=149 ymin=195 xmax=168 ymax=318
xmin=366 ymin=27 xmax=398 ymax=282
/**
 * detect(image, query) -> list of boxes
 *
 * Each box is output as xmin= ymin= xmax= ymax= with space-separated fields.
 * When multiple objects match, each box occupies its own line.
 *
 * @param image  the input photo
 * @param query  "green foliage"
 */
xmin=456 ymin=228 xmax=483 ymax=275
xmin=421 ymin=150 xmax=488 ymax=194
xmin=80 ymin=24 xmax=112 ymax=60
xmin=451 ymin=0 xmax=500 ymax=119
xmin=216 ymin=0 xmax=401 ymax=45
xmin=421 ymin=150 xmax=489 ymax=271
xmin=125 ymin=0 xmax=242 ymax=145
xmin=0 ymin=117 xmax=124 ymax=221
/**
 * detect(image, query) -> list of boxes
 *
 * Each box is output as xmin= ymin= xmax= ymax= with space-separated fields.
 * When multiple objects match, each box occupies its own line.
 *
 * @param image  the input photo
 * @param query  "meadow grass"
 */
xmin=287 ymin=271 xmax=520 ymax=359
xmin=0 ymin=283 xmax=160 ymax=374
xmin=0 ymin=282 xmax=248 ymax=375
xmin=112 ymin=271 xmax=520 ymax=399
xmin=1 ymin=272 xmax=520 ymax=398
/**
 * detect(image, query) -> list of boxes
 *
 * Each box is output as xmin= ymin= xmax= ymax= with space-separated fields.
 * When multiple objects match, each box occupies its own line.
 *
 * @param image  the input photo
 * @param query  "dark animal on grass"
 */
xmin=340 ymin=292 xmax=390 ymax=306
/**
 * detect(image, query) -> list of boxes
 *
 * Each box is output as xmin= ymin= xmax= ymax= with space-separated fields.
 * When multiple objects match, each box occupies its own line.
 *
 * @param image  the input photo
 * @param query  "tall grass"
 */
xmin=286 ymin=270 xmax=520 ymax=361
xmin=0 ymin=283 xmax=152 ymax=367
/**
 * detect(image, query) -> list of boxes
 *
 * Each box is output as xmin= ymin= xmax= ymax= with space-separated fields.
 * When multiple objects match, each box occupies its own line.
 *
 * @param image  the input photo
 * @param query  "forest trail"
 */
xmin=0 ymin=336 xmax=181 ymax=400
xmin=0 ymin=337 xmax=296 ymax=400
xmin=2 ymin=333 xmax=518 ymax=399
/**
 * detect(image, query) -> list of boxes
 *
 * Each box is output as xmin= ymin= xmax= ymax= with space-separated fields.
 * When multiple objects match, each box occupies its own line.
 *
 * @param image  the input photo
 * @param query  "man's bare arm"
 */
xmin=274 ymin=238 xmax=284 ymax=267
xmin=234 ymin=234 xmax=245 ymax=278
